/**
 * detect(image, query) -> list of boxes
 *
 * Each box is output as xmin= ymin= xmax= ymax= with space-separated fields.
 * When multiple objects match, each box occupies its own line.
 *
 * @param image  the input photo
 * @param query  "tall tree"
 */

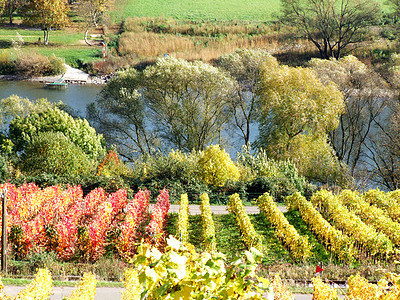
xmin=309 ymin=56 xmax=388 ymax=178
xmin=88 ymin=57 xmax=236 ymax=159
xmin=2 ymin=0 xmax=26 ymax=24
xmin=281 ymin=0 xmax=380 ymax=59
xmin=256 ymin=56 xmax=344 ymax=155
xmin=143 ymin=56 xmax=236 ymax=152
xmin=256 ymin=56 xmax=346 ymax=184
xmin=76 ymin=0 xmax=113 ymax=46
xmin=216 ymin=49 xmax=273 ymax=145
xmin=87 ymin=68 xmax=157 ymax=159
xmin=22 ymin=0 xmax=70 ymax=45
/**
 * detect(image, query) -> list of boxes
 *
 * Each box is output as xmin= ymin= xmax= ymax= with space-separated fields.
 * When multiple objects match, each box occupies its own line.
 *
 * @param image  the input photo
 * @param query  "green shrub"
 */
xmin=237 ymin=146 xmax=307 ymax=193
xmin=0 ymin=153 xmax=9 ymax=182
xmin=9 ymin=107 xmax=106 ymax=159
xmin=19 ymin=131 xmax=95 ymax=177
xmin=48 ymin=54 xmax=66 ymax=75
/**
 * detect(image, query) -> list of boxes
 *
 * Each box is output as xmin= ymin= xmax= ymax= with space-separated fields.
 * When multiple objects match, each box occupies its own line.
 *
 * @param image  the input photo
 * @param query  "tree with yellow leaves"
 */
xmin=256 ymin=56 xmax=346 ymax=184
xmin=22 ymin=0 xmax=70 ymax=45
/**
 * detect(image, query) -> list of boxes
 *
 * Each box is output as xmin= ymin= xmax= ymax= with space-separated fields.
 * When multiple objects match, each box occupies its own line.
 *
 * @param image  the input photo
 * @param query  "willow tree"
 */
xmin=256 ymin=56 xmax=346 ymax=184
xmin=143 ymin=56 xmax=236 ymax=152
xmin=217 ymin=49 xmax=273 ymax=145
xmin=22 ymin=0 xmax=69 ymax=45
xmin=89 ymin=57 xmax=236 ymax=159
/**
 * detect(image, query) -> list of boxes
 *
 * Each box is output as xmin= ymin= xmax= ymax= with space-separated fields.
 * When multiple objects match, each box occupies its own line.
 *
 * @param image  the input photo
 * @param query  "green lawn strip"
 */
xmin=249 ymin=213 xmax=291 ymax=264
xmin=36 ymin=47 xmax=102 ymax=65
xmin=1 ymin=277 xmax=123 ymax=287
xmin=0 ymin=28 xmax=83 ymax=45
xmin=213 ymin=213 xmax=247 ymax=260
xmin=283 ymin=210 xmax=331 ymax=264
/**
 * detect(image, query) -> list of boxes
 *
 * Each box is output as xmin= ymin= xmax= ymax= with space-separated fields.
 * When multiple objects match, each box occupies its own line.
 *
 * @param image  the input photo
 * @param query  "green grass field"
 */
xmin=114 ymin=0 xmax=282 ymax=21
xmin=114 ymin=0 xmax=391 ymax=22
xmin=0 ymin=28 xmax=102 ymax=65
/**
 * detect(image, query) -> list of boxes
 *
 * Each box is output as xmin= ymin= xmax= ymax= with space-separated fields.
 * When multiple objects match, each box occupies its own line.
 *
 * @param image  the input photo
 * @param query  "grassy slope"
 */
xmin=166 ymin=211 xmax=331 ymax=265
xmin=115 ymin=0 xmax=391 ymax=22
xmin=0 ymin=27 xmax=101 ymax=65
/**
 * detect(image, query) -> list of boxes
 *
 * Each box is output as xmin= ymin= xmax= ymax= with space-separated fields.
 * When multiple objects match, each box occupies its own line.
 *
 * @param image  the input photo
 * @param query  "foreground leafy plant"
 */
xmin=131 ymin=235 xmax=273 ymax=299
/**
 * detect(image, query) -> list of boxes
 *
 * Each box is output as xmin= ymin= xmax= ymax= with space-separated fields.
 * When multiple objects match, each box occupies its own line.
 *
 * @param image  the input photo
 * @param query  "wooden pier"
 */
xmin=44 ymin=77 xmax=68 ymax=89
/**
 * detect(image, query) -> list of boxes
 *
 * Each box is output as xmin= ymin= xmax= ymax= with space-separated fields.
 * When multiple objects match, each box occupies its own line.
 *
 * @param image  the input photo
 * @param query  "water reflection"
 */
xmin=0 ymin=81 xmax=102 ymax=117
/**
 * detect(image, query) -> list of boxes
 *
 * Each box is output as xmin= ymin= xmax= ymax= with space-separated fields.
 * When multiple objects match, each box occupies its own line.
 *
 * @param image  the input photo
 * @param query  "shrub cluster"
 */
xmin=0 ymin=50 xmax=66 ymax=76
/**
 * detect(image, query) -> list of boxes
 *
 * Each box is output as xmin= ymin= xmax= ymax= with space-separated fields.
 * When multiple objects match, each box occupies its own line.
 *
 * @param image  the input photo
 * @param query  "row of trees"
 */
xmin=87 ymin=50 xmax=400 ymax=189
xmin=0 ymin=0 xmax=112 ymax=45
xmin=2 ymin=49 xmax=400 ymax=190
xmin=88 ymin=52 xmax=345 ymax=185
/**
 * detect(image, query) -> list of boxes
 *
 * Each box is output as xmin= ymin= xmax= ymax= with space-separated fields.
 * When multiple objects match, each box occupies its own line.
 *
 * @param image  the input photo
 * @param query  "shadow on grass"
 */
xmin=0 ymin=40 xmax=12 ymax=49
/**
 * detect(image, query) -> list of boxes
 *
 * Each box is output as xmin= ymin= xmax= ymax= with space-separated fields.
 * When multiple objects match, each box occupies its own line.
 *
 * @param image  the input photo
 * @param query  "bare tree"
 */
xmin=281 ymin=0 xmax=380 ymax=59
xmin=76 ymin=0 xmax=113 ymax=46
xmin=309 ymin=56 xmax=388 ymax=178
xmin=216 ymin=49 xmax=272 ymax=145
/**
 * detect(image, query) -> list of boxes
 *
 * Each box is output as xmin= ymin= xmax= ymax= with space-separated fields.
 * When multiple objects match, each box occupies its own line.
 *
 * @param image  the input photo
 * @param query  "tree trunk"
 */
xmin=44 ymin=29 xmax=49 ymax=45
xmin=84 ymin=28 xmax=93 ymax=46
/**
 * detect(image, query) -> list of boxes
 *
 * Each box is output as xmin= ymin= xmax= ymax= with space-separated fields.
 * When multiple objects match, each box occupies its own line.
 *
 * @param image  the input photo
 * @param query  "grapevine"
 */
xmin=257 ymin=192 xmax=311 ymax=260
xmin=228 ymin=193 xmax=263 ymax=252
xmin=311 ymin=190 xmax=393 ymax=257
xmin=176 ymin=193 xmax=190 ymax=244
xmin=200 ymin=193 xmax=216 ymax=253
xmin=286 ymin=192 xmax=356 ymax=261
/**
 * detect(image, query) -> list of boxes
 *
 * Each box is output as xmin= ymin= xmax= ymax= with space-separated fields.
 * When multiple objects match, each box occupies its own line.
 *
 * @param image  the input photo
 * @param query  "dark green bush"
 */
xmin=19 ymin=131 xmax=95 ymax=177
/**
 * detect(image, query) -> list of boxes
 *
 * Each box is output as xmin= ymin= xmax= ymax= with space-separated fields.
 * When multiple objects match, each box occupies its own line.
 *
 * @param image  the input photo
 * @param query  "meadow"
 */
xmin=113 ymin=0 xmax=392 ymax=22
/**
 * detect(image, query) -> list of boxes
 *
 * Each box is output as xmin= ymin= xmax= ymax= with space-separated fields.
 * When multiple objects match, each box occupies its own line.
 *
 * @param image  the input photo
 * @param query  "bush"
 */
xmin=0 ymin=50 xmax=15 ymax=75
xmin=197 ymin=145 xmax=240 ymax=187
xmin=14 ymin=52 xmax=66 ymax=77
xmin=9 ymin=107 xmax=106 ymax=159
xmin=19 ymin=131 xmax=95 ymax=177
xmin=0 ymin=154 xmax=9 ymax=182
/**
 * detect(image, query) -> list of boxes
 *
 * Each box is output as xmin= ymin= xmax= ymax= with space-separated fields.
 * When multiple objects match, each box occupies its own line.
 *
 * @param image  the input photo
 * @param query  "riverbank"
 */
xmin=0 ymin=64 xmax=110 ymax=85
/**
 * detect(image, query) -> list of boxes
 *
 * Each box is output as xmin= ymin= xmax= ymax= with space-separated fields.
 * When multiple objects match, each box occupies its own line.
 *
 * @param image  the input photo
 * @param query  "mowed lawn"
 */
xmin=114 ymin=0 xmax=392 ymax=22
xmin=0 ymin=27 xmax=102 ymax=65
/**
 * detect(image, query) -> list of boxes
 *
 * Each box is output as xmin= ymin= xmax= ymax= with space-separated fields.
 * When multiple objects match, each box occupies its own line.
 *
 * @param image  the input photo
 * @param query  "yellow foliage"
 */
xmin=65 ymin=272 xmax=96 ymax=300
xmin=14 ymin=268 xmax=52 ymax=300
xmin=200 ymin=193 xmax=216 ymax=253
xmin=121 ymin=269 xmax=141 ymax=300
xmin=177 ymin=193 xmax=190 ymax=244
xmin=271 ymin=274 xmax=293 ymax=300
xmin=197 ymin=145 xmax=240 ymax=187
xmin=228 ymin=193 xmax=263 ymax=251
xmin=311 ymin=277 xmax=338 ymax=300
xmin=257 ymin=192 xmax=311 ymax=261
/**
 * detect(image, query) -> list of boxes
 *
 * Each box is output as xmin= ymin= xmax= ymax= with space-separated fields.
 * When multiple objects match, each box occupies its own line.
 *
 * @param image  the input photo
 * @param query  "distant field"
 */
xmin=114 ymin=0 xmax=282 ymax=21
xmin=114 ymin=0 xmax=391 ymax=22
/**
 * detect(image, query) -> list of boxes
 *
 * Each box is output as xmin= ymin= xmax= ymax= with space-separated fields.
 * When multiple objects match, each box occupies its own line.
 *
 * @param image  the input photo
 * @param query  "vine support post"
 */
xmin=1 ymin=187 xmax=7 ymax=274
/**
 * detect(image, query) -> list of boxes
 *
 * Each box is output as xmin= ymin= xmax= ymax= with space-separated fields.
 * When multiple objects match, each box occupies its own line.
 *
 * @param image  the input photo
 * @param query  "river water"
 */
xmin=0 ymin=81 xmax=102 ymax=117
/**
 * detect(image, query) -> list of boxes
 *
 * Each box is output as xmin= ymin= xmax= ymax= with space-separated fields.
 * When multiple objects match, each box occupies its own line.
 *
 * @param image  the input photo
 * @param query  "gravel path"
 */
xmin=167 ymin=204 xmax=287 ymax=214
xmin=2 ymin=286 xmax=312 ymax=300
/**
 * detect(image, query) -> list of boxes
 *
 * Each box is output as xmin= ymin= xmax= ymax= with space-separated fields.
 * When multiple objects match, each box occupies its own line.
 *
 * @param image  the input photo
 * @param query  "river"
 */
xmin=0 ymin=81 xmax=103 ymax=117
